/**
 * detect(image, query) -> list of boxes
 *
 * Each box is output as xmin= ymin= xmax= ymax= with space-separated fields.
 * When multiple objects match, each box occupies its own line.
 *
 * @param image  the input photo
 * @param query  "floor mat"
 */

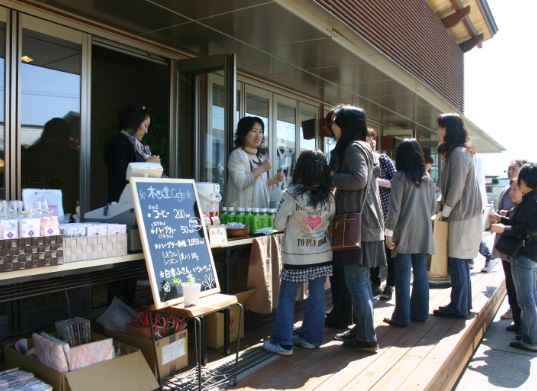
xmin=160 ymin=344 xmax=279 ymax=390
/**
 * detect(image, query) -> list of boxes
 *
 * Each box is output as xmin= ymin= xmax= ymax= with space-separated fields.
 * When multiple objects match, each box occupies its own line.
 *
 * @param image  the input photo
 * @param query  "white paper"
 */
xmin=161 ymin=338 xmax=185 ymax=365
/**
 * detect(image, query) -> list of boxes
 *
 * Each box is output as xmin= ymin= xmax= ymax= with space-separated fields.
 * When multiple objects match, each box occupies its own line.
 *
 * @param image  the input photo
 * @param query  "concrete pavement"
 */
xmin=455 ymin=298 xmax=537 ymax=390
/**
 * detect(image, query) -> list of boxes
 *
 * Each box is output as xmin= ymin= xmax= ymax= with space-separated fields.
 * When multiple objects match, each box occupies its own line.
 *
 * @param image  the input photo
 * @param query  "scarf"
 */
xmin=121 ymin=130 xmax=152 ymax=161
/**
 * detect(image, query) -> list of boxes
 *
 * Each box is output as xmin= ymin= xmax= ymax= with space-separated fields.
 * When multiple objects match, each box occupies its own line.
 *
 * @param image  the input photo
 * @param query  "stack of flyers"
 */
xmin=0 ymin=368 xmax=52 ymax=390
xmin=55 ymin=317 xmax=91 ymax=346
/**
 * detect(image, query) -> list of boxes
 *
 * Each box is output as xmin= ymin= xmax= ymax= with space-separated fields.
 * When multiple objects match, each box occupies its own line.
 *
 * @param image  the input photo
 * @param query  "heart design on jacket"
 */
xmin=305 ymin=215 xmax=322 ymax=230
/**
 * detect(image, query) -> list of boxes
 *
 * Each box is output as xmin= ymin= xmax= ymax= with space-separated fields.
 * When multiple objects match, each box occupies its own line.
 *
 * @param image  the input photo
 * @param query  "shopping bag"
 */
xmin=429 ymin=219 xmax=449 ymax=277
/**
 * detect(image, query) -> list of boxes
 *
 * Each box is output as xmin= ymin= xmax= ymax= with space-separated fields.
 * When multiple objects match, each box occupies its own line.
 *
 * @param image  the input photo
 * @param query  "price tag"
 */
xmin=208 ymin=225 xmax=228 ymax=247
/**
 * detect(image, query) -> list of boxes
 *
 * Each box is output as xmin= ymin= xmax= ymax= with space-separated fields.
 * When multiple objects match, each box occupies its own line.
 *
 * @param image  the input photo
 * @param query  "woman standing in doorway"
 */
xmin=105 ymin=104 xmax=161 ymax=202
xmin=225 ymin=116 xmax=284 ymax=209
xmin=433 ymin=113 xmax=482 ymax=319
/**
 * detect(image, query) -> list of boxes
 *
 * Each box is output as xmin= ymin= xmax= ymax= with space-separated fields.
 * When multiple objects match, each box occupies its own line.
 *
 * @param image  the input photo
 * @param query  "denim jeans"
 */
xmin=271 ymin=276 xmax=326 ymax=346
xmin=511 ymin=255 xmax=537 ymax=348
xmin=446 ymin=258 xmax=473 ymax=316
xmin=344 ymin=264 xmax=377 ymax=343
xmin=392 ymin=253 xmax=429 ymax=326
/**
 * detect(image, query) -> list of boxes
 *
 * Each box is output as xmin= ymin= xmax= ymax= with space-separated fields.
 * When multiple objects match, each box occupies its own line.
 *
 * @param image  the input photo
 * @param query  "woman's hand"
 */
xmin=491 ymin=223 xmax=506 ymax=234
xmin=489 ymin=212 xmax=502 ymax=224
xmin=499 ymin=209 xmax=508 ymax=216
xmin=146 ymin=155 xmax=161 ymax=163
xmin=385 ymin=236 xmax=396 ymax=250
xmin=268 ymin=172 xmax=285 ymax=187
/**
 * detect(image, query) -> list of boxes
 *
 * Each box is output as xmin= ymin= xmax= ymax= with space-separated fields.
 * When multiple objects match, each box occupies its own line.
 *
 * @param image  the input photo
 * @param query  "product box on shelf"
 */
xmin=0 ymin=235 xmax=64 ymax=272
xmin=63 ymin=234 xmax=127 ymax=263
xmin=4 ymin=333 xmax=157 ymax=391
xmin=205 ymin=289 xmax=255 ymax=349
xmin=105 ymin=327 xmax=188 ymax=378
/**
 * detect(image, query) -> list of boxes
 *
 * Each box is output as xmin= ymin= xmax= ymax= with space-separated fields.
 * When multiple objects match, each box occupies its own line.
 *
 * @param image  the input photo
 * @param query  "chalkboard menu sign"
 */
xmin=130 ymin=178 xmax=220 ymax=309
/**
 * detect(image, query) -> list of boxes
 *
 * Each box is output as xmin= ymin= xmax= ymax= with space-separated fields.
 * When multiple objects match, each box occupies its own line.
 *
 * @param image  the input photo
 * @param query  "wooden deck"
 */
xmin=233 ymin=264 xmax=506 ymax=391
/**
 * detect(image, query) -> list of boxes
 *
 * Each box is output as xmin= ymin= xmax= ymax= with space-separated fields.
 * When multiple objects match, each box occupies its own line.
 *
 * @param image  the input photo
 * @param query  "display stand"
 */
xmin=130 ymin=178 xmax=243 ymax=389
xmin=149 ymin=295 xmax=243 ymax=389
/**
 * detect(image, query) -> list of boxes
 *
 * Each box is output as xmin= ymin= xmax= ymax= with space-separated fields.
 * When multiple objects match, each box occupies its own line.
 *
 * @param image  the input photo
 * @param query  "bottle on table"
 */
xmin=245 ymin=208 xmax=254 ymax=232
xmin=221 ymin=207 xmax=228 ymax=224
xmin=235 ymin=206 xmax=245 ymax=224
xmin=227 ymin=207 xmax=236 ymax=224
xmin=260 ymin=208 xmax=270 ymax=228
xmin=252 ymin=208 xmax=261 ymax=233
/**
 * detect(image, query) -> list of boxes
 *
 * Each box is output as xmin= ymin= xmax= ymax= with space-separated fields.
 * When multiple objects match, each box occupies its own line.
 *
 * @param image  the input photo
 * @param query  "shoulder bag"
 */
xmin=331 ymin=143 xmax=371 ymax=251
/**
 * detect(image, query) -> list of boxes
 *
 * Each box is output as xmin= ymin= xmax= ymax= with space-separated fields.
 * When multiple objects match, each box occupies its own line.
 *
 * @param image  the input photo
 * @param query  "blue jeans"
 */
xmin=344 ymin=264 xmax=377 ymax=343
xmin=446 ymin=258 xmax=473 ymax=316
xmin=511 ymin=255 xmax=537 ymax=348
xmin=392 ymin=253 xmax=429 ymax=326
xmin=271 ymin=276 xmax=326 ymax=346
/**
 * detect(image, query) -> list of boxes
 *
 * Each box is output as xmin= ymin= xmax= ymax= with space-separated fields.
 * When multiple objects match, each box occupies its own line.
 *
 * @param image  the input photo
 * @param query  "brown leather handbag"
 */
xmin=331 ymin=154 xmax=370 ymax=251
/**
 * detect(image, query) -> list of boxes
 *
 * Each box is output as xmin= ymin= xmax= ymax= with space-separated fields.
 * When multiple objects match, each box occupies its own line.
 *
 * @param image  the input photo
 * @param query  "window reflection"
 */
xmin=20 ymin=29 xmax=81 ymax=216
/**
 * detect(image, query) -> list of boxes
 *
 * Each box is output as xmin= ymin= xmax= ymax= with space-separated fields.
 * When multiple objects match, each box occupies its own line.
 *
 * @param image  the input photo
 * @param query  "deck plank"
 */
xmin=234 ymin=262 xmax=505 ymax=391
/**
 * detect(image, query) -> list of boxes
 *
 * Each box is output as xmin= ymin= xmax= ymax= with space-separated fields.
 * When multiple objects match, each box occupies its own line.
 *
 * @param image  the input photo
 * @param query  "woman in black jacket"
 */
xmin=492 ymin=162 xmax=537 ymax=352
xmin=105 ymin=104 xmax=161 ymax=202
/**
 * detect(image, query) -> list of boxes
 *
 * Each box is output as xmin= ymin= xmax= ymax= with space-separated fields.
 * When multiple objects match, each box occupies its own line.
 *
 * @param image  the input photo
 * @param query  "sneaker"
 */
xmin=293 ymin=335 xmax=317 ymax=349
xmin=333 ymin=326 xmax=357 ymax=341
xmin=481 ymin=257 xmax=500 ymax=273
xmin=510 ymin=341 xmax=537 ymax=352
xmin=372 ymin=285 xmax=383 ymax=297
xmin=500 ymin=308 xmax=513 ymax=320
xmin=379 ymin=286 xmax=393 ymax=301
xmin=263 ymin=340 xmax=293 ymax=356
xmin=343 ymin=338 xmax=379 ymax=353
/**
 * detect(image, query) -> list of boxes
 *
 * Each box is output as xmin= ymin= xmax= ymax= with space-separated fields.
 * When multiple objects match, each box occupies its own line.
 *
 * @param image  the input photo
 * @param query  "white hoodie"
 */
xmin=274 ymin=185 xmax=335 ymax=266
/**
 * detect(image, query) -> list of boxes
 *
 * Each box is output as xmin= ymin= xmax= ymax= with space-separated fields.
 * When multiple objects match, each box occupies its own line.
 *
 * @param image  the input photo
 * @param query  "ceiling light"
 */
xmin=21 ymin=55 xmax=33 ymax=63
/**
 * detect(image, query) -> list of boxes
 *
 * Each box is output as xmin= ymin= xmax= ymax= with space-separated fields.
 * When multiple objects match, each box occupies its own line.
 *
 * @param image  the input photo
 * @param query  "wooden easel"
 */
xmin=149 ymin=294 xmax=243 ymax=390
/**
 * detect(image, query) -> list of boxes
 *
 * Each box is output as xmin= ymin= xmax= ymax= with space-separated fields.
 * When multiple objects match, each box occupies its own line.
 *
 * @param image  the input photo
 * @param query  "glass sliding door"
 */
xmin=0 ymin=11 xmax=5 ymax=200
xmin=206 ymin=74 xmax=240 ymax=192
xmin=274 ymin=96 xmax=297 ymax=192
xmin=19 ymin=15 xmax=83 ymax=218
xmin=176 ymin=54 xmax=236 ymax=199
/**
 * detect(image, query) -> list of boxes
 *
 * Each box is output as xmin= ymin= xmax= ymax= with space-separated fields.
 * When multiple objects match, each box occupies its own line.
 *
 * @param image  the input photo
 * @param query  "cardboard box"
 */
xmin=4 ymin=334 xmax=158 ymax=391
xmin=206 ymin=289 xmax=255 ymax=349
xmin=105 ymin=328 xmax=188 ymax=378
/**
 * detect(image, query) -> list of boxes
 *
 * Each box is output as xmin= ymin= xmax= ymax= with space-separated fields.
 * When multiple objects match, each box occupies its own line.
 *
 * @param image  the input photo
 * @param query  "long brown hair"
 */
xmin=437 ymin=113 xmax=474 ymax=159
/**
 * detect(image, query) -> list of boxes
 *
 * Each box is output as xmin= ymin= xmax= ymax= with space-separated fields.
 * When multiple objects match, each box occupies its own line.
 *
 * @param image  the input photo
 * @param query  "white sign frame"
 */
xmin=130 ymin=177 xmax=221 ymax=310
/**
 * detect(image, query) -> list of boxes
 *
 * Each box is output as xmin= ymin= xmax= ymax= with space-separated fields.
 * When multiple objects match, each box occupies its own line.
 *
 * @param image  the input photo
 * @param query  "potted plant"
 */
xmin=173 ymin=274 xmax=201 ymax=307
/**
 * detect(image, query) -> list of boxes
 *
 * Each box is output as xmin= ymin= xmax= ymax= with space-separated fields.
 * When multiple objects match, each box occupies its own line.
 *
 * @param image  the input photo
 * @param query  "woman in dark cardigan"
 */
xmin=104 ymin=104 xmax=160 ymax=305
xmin=105 ymin=104 xmax=161 ymax=202
xmin=329 ymin=105 xmax=386 ymax=353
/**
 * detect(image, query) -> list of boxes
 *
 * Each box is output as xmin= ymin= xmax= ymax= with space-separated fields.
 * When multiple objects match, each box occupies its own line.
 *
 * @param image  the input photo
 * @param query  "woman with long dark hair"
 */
xmin=329 ymin=105 xmax=385 ymax=352
xmin=433 ymin=113 xmax=482 ymax=318
xmin=383 ymin=139 xmax=435 ymax=327
xmin=226 ymin=116 xmax=284 ymax=208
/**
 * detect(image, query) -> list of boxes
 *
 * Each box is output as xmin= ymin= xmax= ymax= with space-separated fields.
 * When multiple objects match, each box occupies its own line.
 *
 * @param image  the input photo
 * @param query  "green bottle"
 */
xmin=261 ymin=208 xmax=270 ymax=228
xmin=245 ymin=208 xmax=254 ymax=232
xmin=252 ymin=208 xmax=261 ymax=233
xmin=220 ymin=207 xmax=228 ymax=224
xmin=236 ymin=207 xmax=245 ymax=224
xmin=227 ymin=207 xmax=236 ymax=224
xmin=270 ymin=208 xmax=276 ymax=228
